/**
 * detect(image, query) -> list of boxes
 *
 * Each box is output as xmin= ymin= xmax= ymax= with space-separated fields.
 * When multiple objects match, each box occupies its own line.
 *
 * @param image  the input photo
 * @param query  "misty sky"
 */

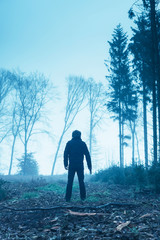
xmin=0 ymin=0 xmax=139 ymax=175
xmin=0 ymin=0 xmax=134 ymax=83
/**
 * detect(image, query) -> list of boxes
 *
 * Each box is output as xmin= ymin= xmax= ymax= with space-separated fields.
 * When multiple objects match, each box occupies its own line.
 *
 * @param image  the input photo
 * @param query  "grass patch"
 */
xmin=103 ymin=190 xmax=111 ymax=196
xmin=22 ymin=191 xmax=39 ymax=199
xmin=38 ymin=183 xmax=65 ymax=194
xmin=73 ymin=183 xmax=79 ymax=191
xmin=87 ymin=195 xmax=101 ymax=202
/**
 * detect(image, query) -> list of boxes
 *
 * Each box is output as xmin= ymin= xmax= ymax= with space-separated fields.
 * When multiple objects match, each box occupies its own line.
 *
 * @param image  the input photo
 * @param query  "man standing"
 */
xmin=64 ymin=130 xmax=92 ymax=202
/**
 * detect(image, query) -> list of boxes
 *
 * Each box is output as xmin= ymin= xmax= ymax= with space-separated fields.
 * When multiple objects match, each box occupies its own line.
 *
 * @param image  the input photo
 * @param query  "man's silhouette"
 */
xmin=64 ymin=130 xmax=92 ymax=202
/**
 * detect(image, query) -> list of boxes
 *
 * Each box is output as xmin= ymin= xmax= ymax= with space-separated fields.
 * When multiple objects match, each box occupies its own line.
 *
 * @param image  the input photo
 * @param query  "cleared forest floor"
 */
xmin=0 ymin=176 xmax=160 ymax=239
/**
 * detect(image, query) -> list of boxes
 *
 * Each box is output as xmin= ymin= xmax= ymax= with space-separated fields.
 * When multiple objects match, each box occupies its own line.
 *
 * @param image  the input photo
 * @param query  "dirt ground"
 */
xmin=0 ymin=176 xmax=160 ymax=240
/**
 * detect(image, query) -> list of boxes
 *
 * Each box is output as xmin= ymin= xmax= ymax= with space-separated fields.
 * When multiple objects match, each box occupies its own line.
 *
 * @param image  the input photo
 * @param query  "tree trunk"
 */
xmin=8 ymin=136 xmax=16 ymax=175
xmin=132 ymin=131 xmax=135 ymax=166
xmin=157 ymin=54 xmax=160 ymax=162
xmin=121 ymin=119 xmax=124 ymax=167
xmin=151 ymin=3 xmax=160 ymax=162
xmin=150 ymin=0 xmax=158 ymax=165
xmin=142 ymin=74 xmax=149 ymax=169
xmin=51 ymin=131 xmax=65 ymax=175
xmin=131 ymin=122 xmax=135 ymax=167
xmin=89 ymin=116 xmax=93 ymax=159
xmin=24 ymin=141 xmax=28 ymax=175
xmin=24 ymin=116 xmax=27 ymax=175
xmin=119 ymin=103 xmax=123 ymax=168
xmin=152 ymin=77 xmax=157 ymax=165
xmin=135 ymin=130 xmax=141 ymax=164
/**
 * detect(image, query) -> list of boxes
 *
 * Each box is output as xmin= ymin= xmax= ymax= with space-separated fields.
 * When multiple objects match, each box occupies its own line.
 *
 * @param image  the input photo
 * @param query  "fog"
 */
xmin=0 ymin=0 xmax=153 ymax=175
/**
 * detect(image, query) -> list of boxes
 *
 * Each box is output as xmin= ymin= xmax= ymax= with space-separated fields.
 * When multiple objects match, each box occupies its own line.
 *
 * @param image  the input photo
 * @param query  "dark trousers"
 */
xmin=65 ymin=166 xmax=86 ymax=201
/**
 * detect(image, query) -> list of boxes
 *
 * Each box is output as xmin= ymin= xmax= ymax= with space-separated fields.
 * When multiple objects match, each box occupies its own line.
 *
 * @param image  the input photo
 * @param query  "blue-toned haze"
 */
xmin=0 ymin=0 xmax=138 ymax=175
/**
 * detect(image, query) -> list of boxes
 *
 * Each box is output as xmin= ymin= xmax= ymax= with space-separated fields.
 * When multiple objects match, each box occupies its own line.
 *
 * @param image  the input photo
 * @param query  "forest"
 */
xmin=0 ymin=0 xmax=160 ymax=239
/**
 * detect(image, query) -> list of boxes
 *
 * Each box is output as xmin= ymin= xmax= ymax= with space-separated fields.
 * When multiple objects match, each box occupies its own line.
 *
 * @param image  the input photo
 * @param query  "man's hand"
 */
xmin=65 ymin=166 xmax=69 ymax=170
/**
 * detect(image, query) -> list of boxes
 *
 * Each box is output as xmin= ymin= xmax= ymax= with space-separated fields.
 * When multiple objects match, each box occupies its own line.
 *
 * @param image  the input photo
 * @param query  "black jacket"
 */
xmin=64 ymin=137 xmax=92 ymax=170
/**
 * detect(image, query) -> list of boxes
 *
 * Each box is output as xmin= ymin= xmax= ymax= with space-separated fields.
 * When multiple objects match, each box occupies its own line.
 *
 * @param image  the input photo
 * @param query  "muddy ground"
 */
xmin=0 ymin=176 xmax=160 ymax=239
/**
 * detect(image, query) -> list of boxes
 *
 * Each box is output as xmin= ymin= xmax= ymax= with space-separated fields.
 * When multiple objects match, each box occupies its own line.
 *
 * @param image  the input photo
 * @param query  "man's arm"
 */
xmin=64 ymin=142 xmax=69 ymax=169
xmin=84 ymin=143 xmax=92 ymax=174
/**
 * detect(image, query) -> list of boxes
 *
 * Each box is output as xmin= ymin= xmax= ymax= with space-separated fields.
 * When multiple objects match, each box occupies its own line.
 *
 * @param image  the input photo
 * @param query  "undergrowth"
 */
xmin=22 ymin=191 xmax=40 ymax=199
xmin=37 ymin=183 xmax=65 ymax=194
xmin=0 ymin=179 xmax=7 ymax=201
xmin=92 ymin=164 xmax=160 ymax=193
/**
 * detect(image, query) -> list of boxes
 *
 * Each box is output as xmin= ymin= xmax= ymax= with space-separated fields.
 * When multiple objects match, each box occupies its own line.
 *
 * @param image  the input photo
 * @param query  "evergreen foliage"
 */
xmin=129 ymin=14 xmax=152 ymax=93
xmin=92 ymin=165 xmax=147 ymax=186
xmin=92 ymin=164 xmax=160 ymax=193
xmin=148 ymin=163 xmax=160 ymax=193
xmin=106 ymin=24 xmax=138 ymax=167
xmin=17 ymin=153 xmax=39 ymax=176
xmin=129 ymin=13 xmax=153 ymax=169
xmin=92 ymin=165 xmax=160 ymax=192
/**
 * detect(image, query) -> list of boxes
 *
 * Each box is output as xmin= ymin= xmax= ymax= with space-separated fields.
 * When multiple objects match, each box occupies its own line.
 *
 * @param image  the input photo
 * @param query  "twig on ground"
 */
xmin=0 ymin=202 xmax=139 ymax=212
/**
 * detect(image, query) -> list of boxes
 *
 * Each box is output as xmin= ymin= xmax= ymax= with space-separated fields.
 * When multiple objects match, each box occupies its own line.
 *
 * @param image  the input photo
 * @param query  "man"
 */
xmin=64 ymin=130 xmax=92 ymax=202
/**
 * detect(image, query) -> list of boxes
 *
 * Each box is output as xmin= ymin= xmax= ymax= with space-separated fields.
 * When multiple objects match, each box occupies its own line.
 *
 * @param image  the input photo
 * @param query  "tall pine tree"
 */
xmin=129 ymin=14 xmax=152 ymax=168
xmin=142 ymin=0 xmax=160 ymax=165
xmin=106 ymin=24 xmax=138 ymax=167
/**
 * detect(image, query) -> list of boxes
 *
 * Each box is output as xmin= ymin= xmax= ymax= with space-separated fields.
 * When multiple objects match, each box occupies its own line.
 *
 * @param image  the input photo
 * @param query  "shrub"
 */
xmin=132 ymin=165 xmax=147 ymax=186
xmin=0 ymin=179 xmax=7 ymax=201
xmin=92 ymin=164 xmax=160 ymax=193
xmin=92 ymin=165 xmax=147 ymax=187
xmin=17 ymin=152 xmax=39 ymax=175
xmin=124 ymin=165 xmax=147 ymax=186
xmin=92 ymin=166 xmax=125 ymax=185
xmin=148 ymin=163 xmax=160 ymax=193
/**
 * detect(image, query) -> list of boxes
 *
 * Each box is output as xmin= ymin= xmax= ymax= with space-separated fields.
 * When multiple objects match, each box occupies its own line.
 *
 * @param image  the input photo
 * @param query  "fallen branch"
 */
xmin=0 ymin=202 xmax=138 ymax=212
xmin=96 ymin=202 xmax=137 ymax=209
xmin=116 ymin=221 xmax=131 ymax=231
xmin=68 ymin=210 xmax=97 ymax=216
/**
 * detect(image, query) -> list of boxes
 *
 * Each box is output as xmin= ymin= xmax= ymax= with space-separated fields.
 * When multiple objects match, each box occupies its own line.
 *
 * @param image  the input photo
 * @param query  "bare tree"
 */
xmin=0 ymin=69 xmax=13 ymax=143
xmin=14 ymin=71 xmax=52 ymax=175
xmin=87 ymin=78 xmax=105 ymax=161
xmin=8 ymin=97 xmax=22 ymax=175
xmin=51 ymin=76 xmax=87 ymax=175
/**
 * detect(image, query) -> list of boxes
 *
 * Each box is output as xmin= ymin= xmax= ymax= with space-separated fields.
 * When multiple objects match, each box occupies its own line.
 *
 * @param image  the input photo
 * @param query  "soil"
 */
xmin=0 ymin=177 xmax=160 ymax=240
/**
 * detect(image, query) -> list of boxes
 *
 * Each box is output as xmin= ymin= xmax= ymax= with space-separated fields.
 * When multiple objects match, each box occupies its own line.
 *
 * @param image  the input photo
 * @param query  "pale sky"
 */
xmin=0 ymin=0 xmax=141 ymax=175
xmin=0 ymin=0 xmax=134 ymax=83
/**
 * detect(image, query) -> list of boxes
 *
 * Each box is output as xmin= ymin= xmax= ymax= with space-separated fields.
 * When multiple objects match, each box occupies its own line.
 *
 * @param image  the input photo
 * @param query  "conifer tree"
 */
xmin=129 ymin=14 xmax=152 ymax=168
xmin=106 ymin=24 xmax=138 ymax=167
